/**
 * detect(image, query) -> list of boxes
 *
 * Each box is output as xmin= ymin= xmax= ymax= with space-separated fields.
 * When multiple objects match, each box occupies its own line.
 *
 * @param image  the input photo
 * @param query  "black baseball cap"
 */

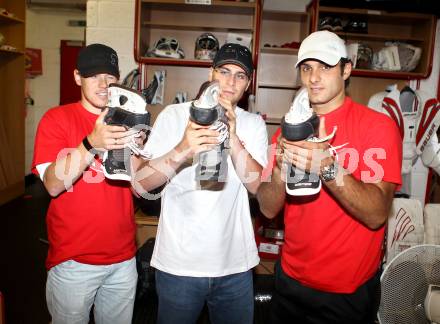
xmin=76 ymin=43 xmax=120 ymax=79
xmin=212 ymin=43 xmax=253 ymax=76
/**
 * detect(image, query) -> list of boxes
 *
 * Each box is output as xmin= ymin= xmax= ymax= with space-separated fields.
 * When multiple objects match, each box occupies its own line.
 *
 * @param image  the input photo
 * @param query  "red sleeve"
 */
xmin=361 ymin=114 xmax=403 ymax=189
xmin=32 ymin=108 xmax=69 ymax=176
xmin=261 ymin=127 xmax=281 ymax=180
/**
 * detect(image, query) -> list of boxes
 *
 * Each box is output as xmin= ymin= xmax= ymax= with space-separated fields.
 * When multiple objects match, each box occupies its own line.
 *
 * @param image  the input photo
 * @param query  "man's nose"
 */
xmin=226 ymin=73 xmax=236 ymax=86
xmin=97 ymin=75 xmax=110 ymax=87
xmin=309 ymin=68 xmax=321 ymax=83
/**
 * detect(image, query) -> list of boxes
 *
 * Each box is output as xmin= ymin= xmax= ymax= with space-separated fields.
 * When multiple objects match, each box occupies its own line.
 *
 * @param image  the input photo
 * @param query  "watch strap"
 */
xmin=82 ymin=136 xmax=94 ymax=152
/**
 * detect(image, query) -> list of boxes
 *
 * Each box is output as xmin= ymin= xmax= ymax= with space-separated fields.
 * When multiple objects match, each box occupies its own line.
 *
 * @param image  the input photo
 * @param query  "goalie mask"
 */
xmin=103 ymin=84 xmax=150 ymax=181
xmin=347 ymin=43 xmax=373 ymax=69
xmin=146 ymin=37 xmax=185 ymax=59
xmin=195 ymin=33 xmax=219 ymax=60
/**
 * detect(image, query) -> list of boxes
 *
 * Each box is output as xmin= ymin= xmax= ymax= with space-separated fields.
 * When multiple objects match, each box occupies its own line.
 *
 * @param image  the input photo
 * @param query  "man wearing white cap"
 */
xmin=257 ymin=31 xmax=403 ymax=323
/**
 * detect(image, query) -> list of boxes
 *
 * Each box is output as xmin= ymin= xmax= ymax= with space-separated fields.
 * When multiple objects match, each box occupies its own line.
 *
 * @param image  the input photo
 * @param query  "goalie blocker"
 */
xmin=103 ymin=84 xmax=150 ymax=181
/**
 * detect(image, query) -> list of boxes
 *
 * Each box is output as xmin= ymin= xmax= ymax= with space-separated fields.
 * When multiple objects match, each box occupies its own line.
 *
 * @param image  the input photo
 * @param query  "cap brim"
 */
xmin=213 ymin=59 xmax=252 ymax=76
xmin=295 ymin=51 xmax=341 ymax=68
xmin=79 ymin=66 xmax=120 ymax=78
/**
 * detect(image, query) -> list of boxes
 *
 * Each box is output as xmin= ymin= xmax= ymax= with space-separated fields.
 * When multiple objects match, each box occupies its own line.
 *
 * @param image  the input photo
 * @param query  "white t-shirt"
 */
xmin=143 ymin=102 xmax=268 ymax=277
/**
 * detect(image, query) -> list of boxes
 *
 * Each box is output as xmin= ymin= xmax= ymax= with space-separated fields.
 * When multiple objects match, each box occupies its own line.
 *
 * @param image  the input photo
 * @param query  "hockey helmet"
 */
xmin=355 ymin=43 xmax=373 ymax=69
xmin=195 ymin=33 xmax=219 ymax=60
xmin=147 ymin=37 xmax=185 ymax=59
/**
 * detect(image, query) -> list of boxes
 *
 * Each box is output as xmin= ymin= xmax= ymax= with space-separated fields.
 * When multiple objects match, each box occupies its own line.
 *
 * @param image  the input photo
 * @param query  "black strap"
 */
xmin=82 ymin=136 xmax=94 ymax=152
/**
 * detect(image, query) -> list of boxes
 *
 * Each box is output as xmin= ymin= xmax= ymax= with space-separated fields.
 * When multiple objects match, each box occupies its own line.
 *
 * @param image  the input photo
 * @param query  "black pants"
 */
xmin=270 ymin=261 xmax=380 ymax=324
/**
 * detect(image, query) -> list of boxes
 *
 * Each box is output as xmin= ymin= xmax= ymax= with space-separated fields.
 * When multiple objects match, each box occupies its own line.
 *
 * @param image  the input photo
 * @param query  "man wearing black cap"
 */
xmin=32 ymin=43 xmax=141 ymax=324
xmin=134 ymin=43 xmax=268 ymax=323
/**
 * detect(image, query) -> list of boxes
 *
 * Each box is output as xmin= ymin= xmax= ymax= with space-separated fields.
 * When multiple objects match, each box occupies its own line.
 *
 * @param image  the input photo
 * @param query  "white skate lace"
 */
xmin=210 ymin=121 xmax=228 ymax=144
xmin=308 ymin=126 xmax=337 ymax=143
xmin=125 ymin=130 xmax=152 ymax=159
xmin=308 ymin=126 xmax=347 ymax=161
xmin=328 ymin=142 xmax=348 ymax=161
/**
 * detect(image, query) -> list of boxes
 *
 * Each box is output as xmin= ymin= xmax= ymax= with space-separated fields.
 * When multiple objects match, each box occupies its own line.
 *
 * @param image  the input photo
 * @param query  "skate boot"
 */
xmin=142 ymin=70 xmax=165 ymax=104
xmin=190 ymin=81 xmax=229 ymax=183
xmin=103 ymin=84 xmax=150 ymax=181
xmin=282 ymin=111 xmax=322 ymax=196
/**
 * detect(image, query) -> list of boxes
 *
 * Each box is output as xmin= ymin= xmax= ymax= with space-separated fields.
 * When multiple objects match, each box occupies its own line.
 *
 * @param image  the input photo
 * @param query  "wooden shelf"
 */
xmin=137 ymin=56 xmax=213 ymax=67
xmin=0 ymin=47 xmax=24 ymax=55
xmin=307 ymin=0 xmax=436 ymax=80
xmin=135 ymin=0 xmax=260 ymax=65
xmin=140 ymin=0 xmax=256 ymax=16
xmin=142 ymin=21 xmax=253 ymax=32
xmin=262 ymin=9 xmax=307 ymax=21
xmin=260 ymin=47 xmax=298 ymax=55
xmin=258 ymin=82 xmax=299 ymax=90
xmin=142 ymin=0 xmax=256 ymax=8
xmin=319 ymin=6 xmax=434 ymax=20
xmin=0 ymin=12 xmax=24 ymax=24
xmin=0 ymin=1 xmax=26 ymax=205
xmin=351 ymin=68 xmax=428 ymax=80
xmin=334 ymin=31 xmax=425 ymax=43
xmin=254 ymin=5 xmax=306 ymax=125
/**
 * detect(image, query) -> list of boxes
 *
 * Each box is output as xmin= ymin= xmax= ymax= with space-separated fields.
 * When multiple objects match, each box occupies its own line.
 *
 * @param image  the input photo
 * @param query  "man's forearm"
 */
xmin=133 ymin=146 xmax=189 ymax=194
xmin=324 ymin=168 xmax=395 ymax=229
xmin=229 ymin=135 xmax=262 ymax=194
xmin=257 ymin=165 xmax=286 ymax=218
xmin=44 ymin=144 xmax=95 ymax=197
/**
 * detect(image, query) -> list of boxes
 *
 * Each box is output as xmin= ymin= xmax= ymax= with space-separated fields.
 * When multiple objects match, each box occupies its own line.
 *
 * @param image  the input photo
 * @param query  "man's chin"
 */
xmin=221 ymin=92 xmax=239 ymax=103
xmin=93 ymin=99 xmax=108 ymax=109
xmin=308 ymin=94 xmax=325 ymax=105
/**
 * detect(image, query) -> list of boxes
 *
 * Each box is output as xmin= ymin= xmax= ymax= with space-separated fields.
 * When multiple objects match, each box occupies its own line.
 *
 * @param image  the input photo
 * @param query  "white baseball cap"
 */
xmin=295 ymin=30 xmax=348 ymax=68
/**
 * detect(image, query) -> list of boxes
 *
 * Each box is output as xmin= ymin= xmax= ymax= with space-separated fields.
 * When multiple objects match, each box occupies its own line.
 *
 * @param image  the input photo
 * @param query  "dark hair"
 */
xmin=298 ymin=58 xmax=352 ymax=88
xmin=340 ymin=57 xmax=352 ymax=88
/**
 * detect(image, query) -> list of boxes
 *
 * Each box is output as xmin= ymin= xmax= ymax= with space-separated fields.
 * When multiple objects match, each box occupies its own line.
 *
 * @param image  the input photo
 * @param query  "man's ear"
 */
xmin=245 ymin=78 xmax=251 ymax=92
xmin=73 ymin=69 xmax=82 ymax=86
xmin=342 ymin=62 xmax=352 ymax=80
xmin=208 ymin=68 xmax=214 ymax=82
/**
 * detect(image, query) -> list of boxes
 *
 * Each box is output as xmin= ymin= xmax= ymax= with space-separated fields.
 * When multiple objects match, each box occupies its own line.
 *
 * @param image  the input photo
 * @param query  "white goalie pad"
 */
xmin=414 ymin=94 xmax=440 ymax=155
xmin=142 ymin=70 xmax=166 ymax=105
xmin=421 ymin=135 xmax=440 ymax=174
xmin=386 ymin=198 xmax=424 ymax=265
xmin=368 ymin=86 xmax=440 ymax=176
xmin=424 ymin=203 xmax=440 ymax=245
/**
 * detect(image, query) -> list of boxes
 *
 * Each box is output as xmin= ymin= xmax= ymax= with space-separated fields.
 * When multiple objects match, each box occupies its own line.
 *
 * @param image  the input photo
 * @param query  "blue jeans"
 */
xmin=46 ymin=258 xmax=137 ymax=324
xmin=155 ymin=269 xmax=254 ymax=324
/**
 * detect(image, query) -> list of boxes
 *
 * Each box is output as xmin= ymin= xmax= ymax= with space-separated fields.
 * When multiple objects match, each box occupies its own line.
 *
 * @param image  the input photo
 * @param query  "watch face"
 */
xmin=321 ymin=162 xmax=337 ymax=182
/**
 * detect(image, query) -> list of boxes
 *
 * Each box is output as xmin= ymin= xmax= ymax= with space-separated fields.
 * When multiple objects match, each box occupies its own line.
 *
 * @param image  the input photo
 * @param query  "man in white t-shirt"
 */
xmin=133 ymin=43 xmax=268 ymax=324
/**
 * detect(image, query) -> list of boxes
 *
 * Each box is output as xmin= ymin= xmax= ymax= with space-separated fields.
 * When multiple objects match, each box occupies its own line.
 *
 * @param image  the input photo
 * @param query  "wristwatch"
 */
xmin=320 ymin=161 xmax=338 ymax=182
